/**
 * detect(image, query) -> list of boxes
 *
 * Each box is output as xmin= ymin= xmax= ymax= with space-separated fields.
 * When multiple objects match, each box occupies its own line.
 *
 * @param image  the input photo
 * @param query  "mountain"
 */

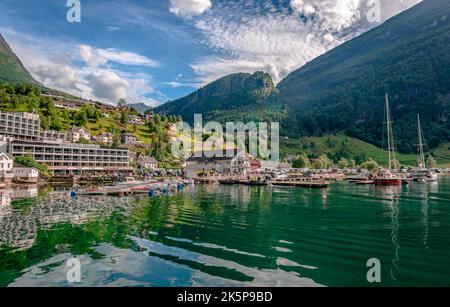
xmin=128 ymin=103 xmax=152 ymax=115
xmin=155 ymin=71 xmax=283 ymax=124
xmin=277 ymin=0 xmax=450 ymax=153
xmin=155 ymin=0 xmax=450 ymax=154
xmin=0 ymin=33 xmax=39 ymax=85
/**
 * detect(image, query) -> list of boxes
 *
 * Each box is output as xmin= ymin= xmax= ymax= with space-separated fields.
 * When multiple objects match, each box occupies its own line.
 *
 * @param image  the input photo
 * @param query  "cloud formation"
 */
xmin=1 ymin=28 xmax=159 ymax=106
xmin=185 ymin=0 xmax=422 ymax=84
xmin=79 ymin=45 xmax=159 ymax=68
xmin=169 ymin=0 xmax=212 ymax=18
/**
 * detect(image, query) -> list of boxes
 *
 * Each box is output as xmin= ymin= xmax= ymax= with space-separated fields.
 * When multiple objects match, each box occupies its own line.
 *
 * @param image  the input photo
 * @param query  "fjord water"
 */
xmin=1 ymin=179 xmax=450 ymax=287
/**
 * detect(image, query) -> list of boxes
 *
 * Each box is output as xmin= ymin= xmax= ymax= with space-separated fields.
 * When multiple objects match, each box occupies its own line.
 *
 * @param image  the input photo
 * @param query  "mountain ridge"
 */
xmin=155 ymin=71 xmax=283 ymax=124
xmin=155 ymin=0 xmax=450 ymax=153
xmin=0 ymin=33 xmax=40 ymax=85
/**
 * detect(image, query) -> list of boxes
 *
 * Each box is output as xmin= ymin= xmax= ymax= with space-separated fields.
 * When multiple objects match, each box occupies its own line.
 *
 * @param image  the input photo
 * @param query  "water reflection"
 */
xmin=1 ymin=180 xmax=450 ymax=287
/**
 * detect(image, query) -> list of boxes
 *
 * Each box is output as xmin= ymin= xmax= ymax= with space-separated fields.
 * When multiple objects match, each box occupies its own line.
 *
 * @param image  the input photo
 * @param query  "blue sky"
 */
xmin=0 ymin=0 xmax=421 ymax=106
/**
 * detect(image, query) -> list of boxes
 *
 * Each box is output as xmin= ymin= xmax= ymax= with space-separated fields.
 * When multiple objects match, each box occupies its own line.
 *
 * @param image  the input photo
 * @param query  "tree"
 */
xmin=312 ymin=154 xmax=333 ymax=170
xmin=348 ymin=159 xmax=357 ymax=168
xmin=338 ymin=158 xmax=349 ymax=169
xmin=360 ymin=158 xmax=379 ymax=171
xmin=76 ymin=110 xmax=88 ymax=126
xmin=293 ymin=154 xmax=310 ymax=169
xmin=120 ymin=112 xmax=129 ymax=125
xmin=391 ymin=159 xmax=401 ymax=170
xmin=50 ymin=116 xmax=62 ymax=131
xmin=118 ymin=98 xmax=127 ymax=108
xmin=427 ymin=155 xmax=437 ymax=168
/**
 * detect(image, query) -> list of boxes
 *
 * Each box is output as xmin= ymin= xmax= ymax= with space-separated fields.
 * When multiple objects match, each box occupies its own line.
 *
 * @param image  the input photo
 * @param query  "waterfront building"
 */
xmin=250 ymin=157 xmax=261 ymax=173
xmin=39 ymin=130 xmax=67 ymax=142
xmin=9 ymin=140 xmax=131 ymax=175
xmin=0 ymin=152 xmax=13 ymax=173
xmin=260 ymin=161 xmax=292 ymax=170
xmin=0 ymin=152 xmax=14 ymax=185
xmin=13 ymin=164 xmax=39 ymax=183
xmin=0 ymin=111 xmax=40 ymax=141
xmin=184 ymin=150 xmax=250 ymax=179
xmin=68 ymin=126 xmax=91 ymax=143
xmin=137 ymin=156 xmax=158 ymax=170
xmin=1 ymin=111 xmax=132 ymax=175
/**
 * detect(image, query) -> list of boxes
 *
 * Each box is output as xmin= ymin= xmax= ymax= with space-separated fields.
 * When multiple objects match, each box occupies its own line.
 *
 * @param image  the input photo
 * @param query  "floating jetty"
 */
xmin=71 ymin=181 xmax=186 ymax=198
xmin=353 ymin=180 xmax=375 ymax=185
xmin=271 ymin=180 xmax=328 ymax=189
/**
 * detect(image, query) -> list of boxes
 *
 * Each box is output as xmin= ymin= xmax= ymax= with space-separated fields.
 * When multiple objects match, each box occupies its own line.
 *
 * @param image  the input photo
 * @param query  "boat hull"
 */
xmin=373 ymin=179 xmax=402 ymax=186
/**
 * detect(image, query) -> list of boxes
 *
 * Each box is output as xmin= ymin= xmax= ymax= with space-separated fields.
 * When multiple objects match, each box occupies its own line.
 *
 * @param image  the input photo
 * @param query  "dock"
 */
xmin=271 ymin=180 xmax=328 ymax=189
xmin=71 ymin=182 xmax=186 ymax=198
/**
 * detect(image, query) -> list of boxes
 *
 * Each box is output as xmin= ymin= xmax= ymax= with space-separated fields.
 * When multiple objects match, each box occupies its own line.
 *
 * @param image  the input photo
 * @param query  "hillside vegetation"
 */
xmin=278 ymin=0 xmax=450 ymax=153
xmin=0 ymin=34 xmax=39 ymax=85
xmin=155 ymin=71 xmax=285 ymax=125
xmin=0 ymin=83 xmax=178 ymax=162
xmin=280 ymin=134 xmax=440 ymax=167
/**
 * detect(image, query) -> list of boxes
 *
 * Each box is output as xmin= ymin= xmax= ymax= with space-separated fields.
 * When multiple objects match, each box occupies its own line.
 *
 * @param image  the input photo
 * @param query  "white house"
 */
xmin=121 ymin=132 xmax=141 ymax=145
xmin=129 ymin=115 xmax=144 ymax=125
xmin=68 ymin=126 xmax=91 ymax=143
xmin=0 ymin=152 xmax=14 ymax=186
xmin=93 ymin=132 xmax=114 ymax=145
xmin=13 ymin=164 xmax=39 ymax=184
xmin=0 ymin=152 xmax=13 ymax=174
xmin=184 ymin=150 xmax=250 ymax=179
xmin=137 ymin=156 xmax=158 ymax=170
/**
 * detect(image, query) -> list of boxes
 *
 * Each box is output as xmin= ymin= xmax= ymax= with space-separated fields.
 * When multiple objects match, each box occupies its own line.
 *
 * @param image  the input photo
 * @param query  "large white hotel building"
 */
xmin=0 ymin=111 xmax=132 ymax=174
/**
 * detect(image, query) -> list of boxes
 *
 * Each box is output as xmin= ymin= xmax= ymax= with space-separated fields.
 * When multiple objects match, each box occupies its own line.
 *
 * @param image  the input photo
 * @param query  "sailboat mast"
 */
xmin=386 ymin=94 xmax=395 ymax=169
xmin=418 ymin=114 xmax=426 ymax=169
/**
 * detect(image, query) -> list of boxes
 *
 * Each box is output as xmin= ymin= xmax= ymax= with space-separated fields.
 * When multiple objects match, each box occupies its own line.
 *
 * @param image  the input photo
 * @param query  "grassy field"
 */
xmin=431 ymin=142 xmax=450 ymax=167
xmin=281 ymin=134 xmax=422 ymax=167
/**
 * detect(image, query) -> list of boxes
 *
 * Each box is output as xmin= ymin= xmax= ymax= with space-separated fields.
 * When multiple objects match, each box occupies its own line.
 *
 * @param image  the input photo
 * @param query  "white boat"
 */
xmin=372 ymin=94 xmax=402 ymax=186
xmin=426 ymin=172 xmax=439 ymax=182
xmin=115 ymin=177 xmax=144 ymax=187
xmin=411 ymin=114 xmax=438 ymax=182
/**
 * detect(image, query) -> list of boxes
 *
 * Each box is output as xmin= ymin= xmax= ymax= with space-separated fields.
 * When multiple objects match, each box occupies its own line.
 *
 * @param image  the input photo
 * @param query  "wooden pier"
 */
xmin=271 ymin=180 xmax=328 ymax=189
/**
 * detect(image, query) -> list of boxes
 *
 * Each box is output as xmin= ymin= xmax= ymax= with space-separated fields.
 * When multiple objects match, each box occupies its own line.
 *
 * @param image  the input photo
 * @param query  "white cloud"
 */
xmin=79 ymin=45 xmax=159 ymax=68
xmin=186 ymin=0 xmax=422 ymax=85
xmin=169 ymin=0 xmax=212 ymax=18
xmin=0 ymin=28 xmax=160 ymax=107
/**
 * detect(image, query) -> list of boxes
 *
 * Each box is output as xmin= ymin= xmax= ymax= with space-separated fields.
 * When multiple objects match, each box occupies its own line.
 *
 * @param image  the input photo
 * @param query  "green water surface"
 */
xmin=1 ymin=179 xmax=449 ymax=287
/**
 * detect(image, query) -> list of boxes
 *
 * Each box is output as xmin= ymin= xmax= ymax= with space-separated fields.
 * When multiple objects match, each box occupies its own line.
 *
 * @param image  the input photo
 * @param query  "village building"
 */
xmin=249 ymin=157 xmax=261 ymax=173
xmin=184 ymin=150 xmax=250 ymax=179
xmin=1 ymin=112 xmax=132 ymax=175
xmin=260 ymin=161 xmax=293 ymax=171
xmin=13 ymin=163 xmax=39 ymax=184
xmin=121 ymin=132 xmax=141 ymax=145
xmin=129 ymin=115 xmax=144 ymax=125
xmin=0 ymin=111 xmax=41 ymax=142
xmin=137 ymin=156 xmax=158 ymax=170
xmin=92 ymin=132 xmax=114 ymax=145
xmin=0 ymin=152 xmax=13 ymax=173
xmin=9 ymin=140 xmax=131 ymax=175
xmin=40 ymin=130 xmax=67 ymax=142
xmin=0 ymin=152 xmax=14 ymax=186
xmin=53 ymin=99 xmax=86 ymax=110
xmin=68 ymin=126 xmax=91 ymax=143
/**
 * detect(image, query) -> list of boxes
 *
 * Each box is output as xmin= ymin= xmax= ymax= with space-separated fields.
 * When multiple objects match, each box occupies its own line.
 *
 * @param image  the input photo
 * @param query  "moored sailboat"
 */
xmin=411 ymin=114 xmax=438 ymax=182
xmin=372 ymin=94 xmax=402 ymax=186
